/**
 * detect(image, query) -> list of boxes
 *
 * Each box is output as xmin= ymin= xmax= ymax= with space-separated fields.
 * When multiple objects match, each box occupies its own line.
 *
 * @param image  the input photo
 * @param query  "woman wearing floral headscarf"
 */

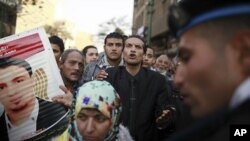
xmin=60 ymin=80 xmax=133 ymax=141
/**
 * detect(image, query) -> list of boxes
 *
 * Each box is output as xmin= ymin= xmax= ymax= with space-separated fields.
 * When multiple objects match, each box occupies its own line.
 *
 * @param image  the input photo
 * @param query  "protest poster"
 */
xmin=0 ymin=27 xmax=69 ymax=141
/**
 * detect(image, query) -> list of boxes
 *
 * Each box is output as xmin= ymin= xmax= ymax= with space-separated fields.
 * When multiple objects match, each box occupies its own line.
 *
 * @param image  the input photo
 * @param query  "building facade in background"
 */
xmin=132 ymin=0 xmax=177 ymax=56
xmin=1 ymin=0 xmax=93 ymax=50
xmin=0 ymin=0 xmax=19 ymax=38
xmin=16 ymin=0 xmax=56 ymax=33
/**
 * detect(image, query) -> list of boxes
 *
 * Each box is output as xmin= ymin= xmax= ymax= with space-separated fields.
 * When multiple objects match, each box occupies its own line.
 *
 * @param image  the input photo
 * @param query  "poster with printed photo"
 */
xmin=0 ymin=27 xmax=69 ymax=141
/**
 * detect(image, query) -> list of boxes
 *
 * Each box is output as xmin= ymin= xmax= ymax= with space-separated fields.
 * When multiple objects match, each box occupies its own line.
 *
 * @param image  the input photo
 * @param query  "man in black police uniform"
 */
xmin=166 ymin=0 xmax=250 ymax=141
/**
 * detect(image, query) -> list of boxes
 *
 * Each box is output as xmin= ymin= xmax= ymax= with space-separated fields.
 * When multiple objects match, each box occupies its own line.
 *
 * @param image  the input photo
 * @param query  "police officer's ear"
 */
xmin=231 ymin=30 xmax=250 ymax=75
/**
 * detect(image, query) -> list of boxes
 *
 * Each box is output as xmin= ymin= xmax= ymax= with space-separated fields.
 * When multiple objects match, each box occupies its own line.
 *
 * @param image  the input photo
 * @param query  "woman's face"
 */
xmin=85 ymin=48 xmax=98 ymax=64
xmin=76 ymin=108 xmax=112 ymax=141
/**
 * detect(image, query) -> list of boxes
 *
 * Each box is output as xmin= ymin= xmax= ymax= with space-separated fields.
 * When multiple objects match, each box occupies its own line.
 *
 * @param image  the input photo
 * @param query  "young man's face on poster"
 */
xmin=0 ymin=65 xmax=35 ymax=123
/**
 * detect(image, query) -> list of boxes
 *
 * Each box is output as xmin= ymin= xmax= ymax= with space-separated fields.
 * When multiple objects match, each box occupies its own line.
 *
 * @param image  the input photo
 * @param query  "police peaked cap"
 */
xmin=168 ymin=0 xmax=250 ymax=38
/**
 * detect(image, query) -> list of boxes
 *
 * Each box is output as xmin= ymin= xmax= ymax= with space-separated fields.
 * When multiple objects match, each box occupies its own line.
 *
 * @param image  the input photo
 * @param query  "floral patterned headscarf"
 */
xmin=75 ymin=80 xmax=121 ymax=141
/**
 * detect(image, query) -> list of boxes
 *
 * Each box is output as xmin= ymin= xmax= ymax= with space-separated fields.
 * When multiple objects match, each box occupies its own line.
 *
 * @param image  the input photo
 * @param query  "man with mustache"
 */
xmin=59 ymin=49 xmax=84 ymax=93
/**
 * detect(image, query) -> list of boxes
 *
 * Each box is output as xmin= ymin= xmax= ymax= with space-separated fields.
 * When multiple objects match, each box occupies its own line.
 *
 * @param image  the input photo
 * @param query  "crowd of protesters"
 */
xmin=48 ymin=31 xmax=197 ymax=141
xmin=48 ymin=31 xmax=180 ymax=141
xmin=1 ymin=0 xmax=250 ymax=141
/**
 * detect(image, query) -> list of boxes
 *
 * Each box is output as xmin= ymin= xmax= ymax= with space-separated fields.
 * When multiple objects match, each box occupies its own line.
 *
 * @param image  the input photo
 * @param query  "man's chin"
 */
xmin=142 ymin=63 xmax=149 ymax=67
xmin=69 ymin=74 xmax=80 ymax=80
xmin=191 ymin=108 xmax=212 ymax=119
xmin=109 ymin=57 xmax=120 ymax=61
xmin=127 ymin=62 xmax=141 ymax=66
xmin=11 ymin=103 xmax=29 ymax=113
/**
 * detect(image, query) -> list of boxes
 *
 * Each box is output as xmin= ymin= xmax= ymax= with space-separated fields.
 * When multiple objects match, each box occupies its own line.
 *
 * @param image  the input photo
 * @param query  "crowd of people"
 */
xmin=1 ymin=0 xmax=250 ymax=140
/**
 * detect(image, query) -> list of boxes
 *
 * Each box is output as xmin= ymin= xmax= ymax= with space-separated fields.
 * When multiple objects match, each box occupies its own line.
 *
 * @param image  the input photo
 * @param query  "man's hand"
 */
xmin=95 ymin=70 xmax=108 ymax=80
xmin=52 ymin=85 xmax=72 ymax=107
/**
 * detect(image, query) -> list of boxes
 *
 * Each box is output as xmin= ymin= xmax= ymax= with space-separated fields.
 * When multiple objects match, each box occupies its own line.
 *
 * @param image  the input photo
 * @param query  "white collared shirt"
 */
xmin=229 ymin=77 xmax=250 ymax=109
xmin=160 ymin=71 xmax=167 ymax=76
xmin=6 ymin=98 xmax=39 ymax=141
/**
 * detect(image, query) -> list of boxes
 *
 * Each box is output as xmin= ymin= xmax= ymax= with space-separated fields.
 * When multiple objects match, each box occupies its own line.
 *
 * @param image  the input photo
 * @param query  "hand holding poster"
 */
xmin=0 ymin=27 xmax=70 ymax=141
